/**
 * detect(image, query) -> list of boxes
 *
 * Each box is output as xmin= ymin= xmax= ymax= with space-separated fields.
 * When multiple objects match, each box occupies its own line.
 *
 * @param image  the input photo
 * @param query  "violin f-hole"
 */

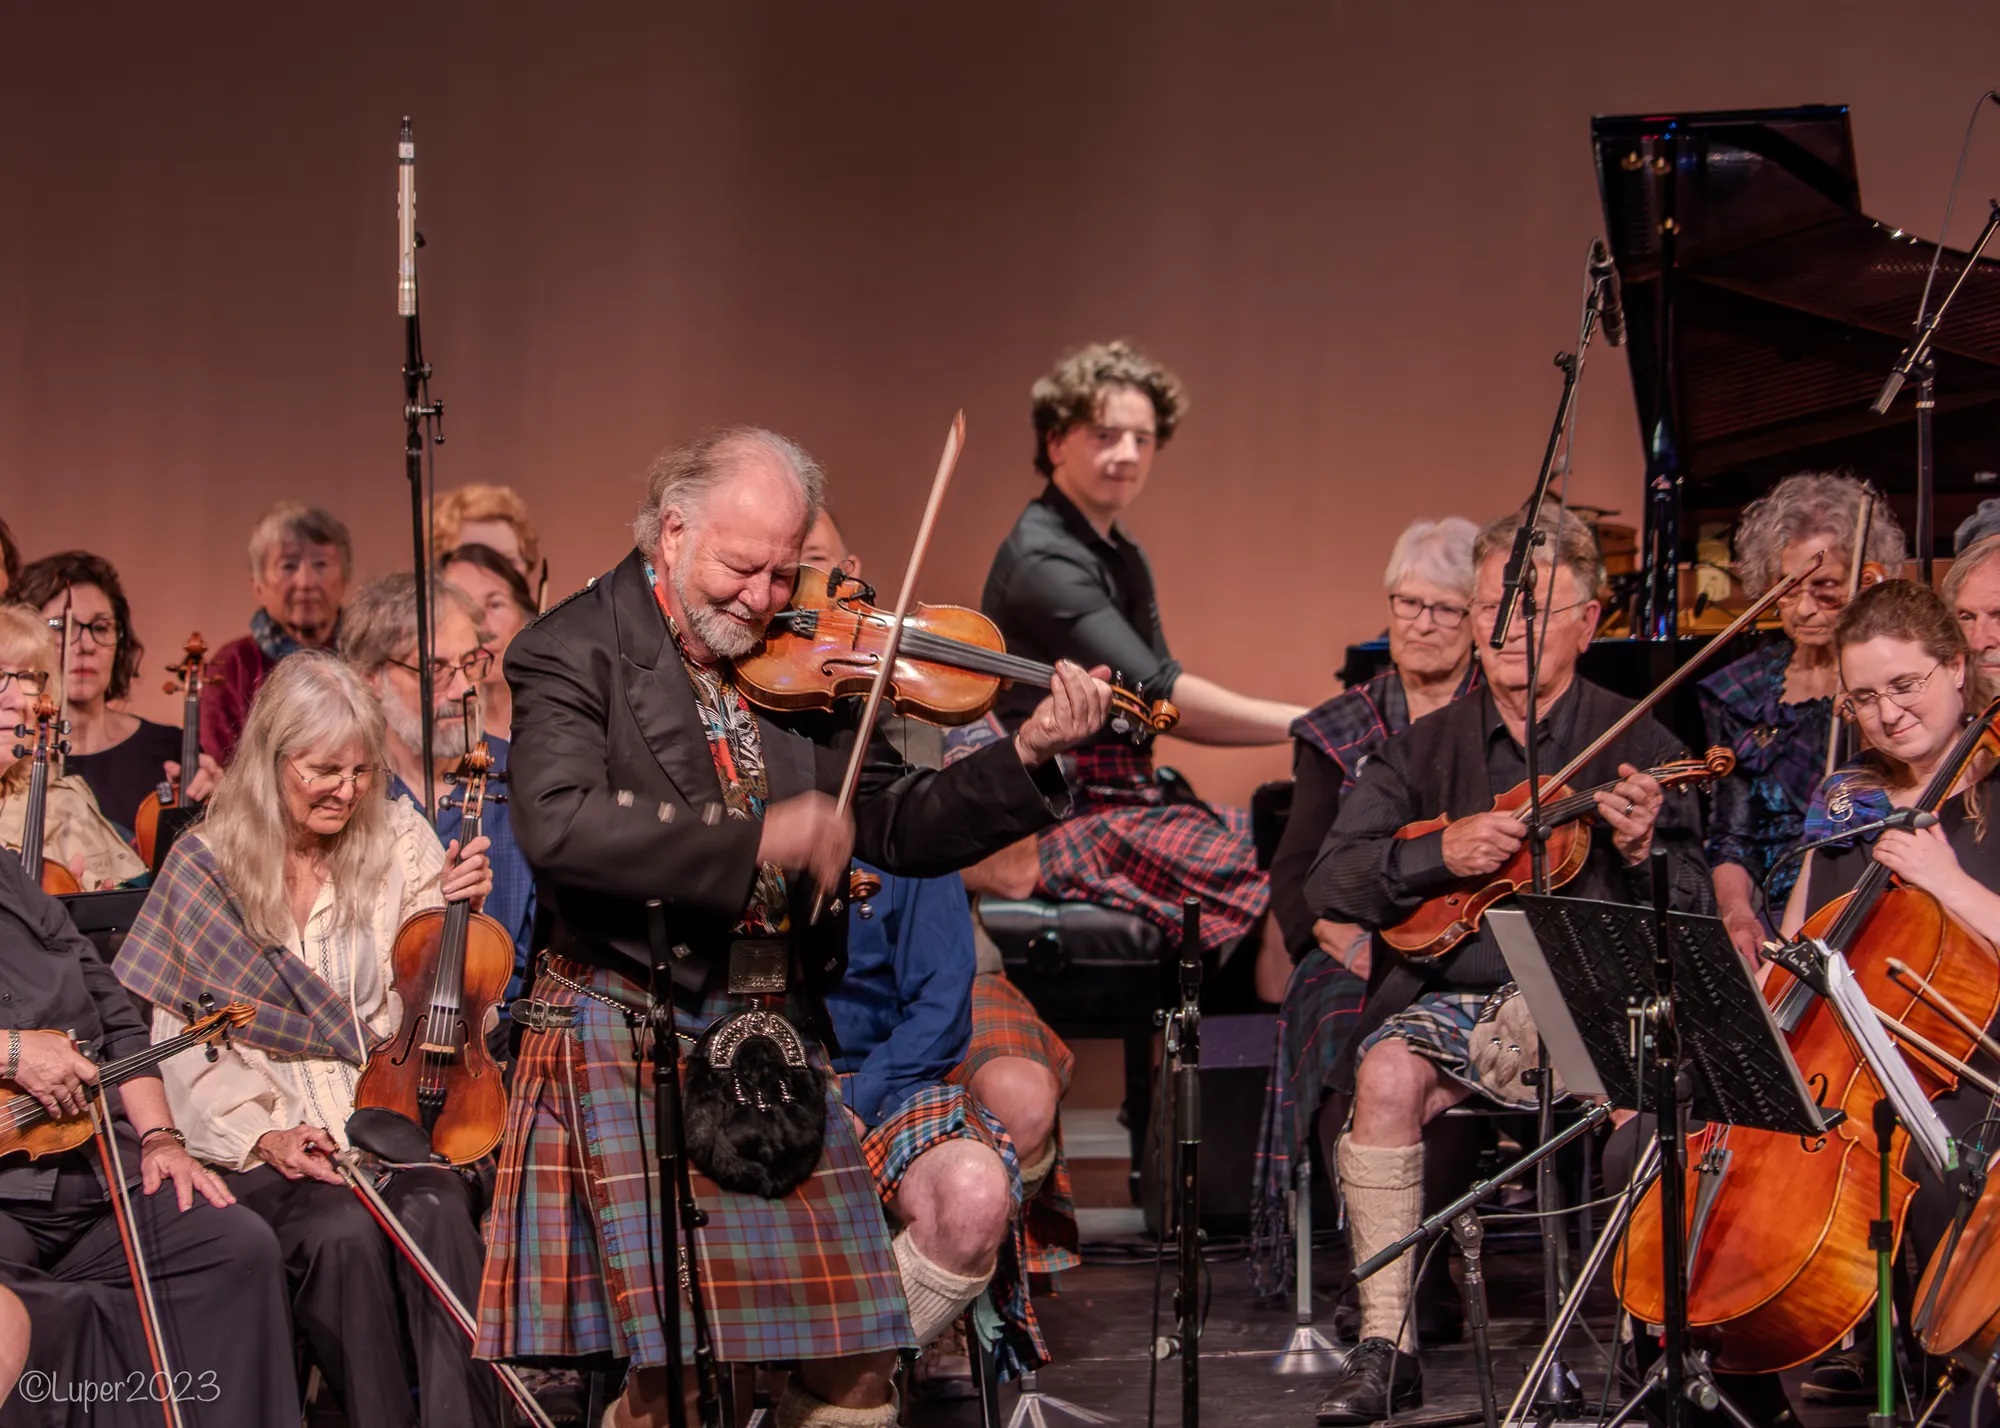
xmin=1801 ymin=1073 xmax=1831 ymax=1152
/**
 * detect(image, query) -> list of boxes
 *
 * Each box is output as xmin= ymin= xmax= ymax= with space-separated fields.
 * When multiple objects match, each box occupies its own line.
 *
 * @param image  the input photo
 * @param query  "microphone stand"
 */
xmin=1487 ymin=258 xmax=1612 ymax=1421
xmin=1872 ymin=198 xmax=2000 ymax=584
xmin=399 ymin=116 xmax=446 ymax=816
xmin=644 ymin=900 xmax=722 ymax=1428
xmin=1151 ymin=898 xmax=1204 ymax=1426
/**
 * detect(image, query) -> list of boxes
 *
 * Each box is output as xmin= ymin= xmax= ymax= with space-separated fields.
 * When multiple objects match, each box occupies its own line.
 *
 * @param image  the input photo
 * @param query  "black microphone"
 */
xmin=398 ymin=117 xmax=417 ymax=319
xmin=1758 ymin=807 xmax=1941 ymax=907
xmin=1589 ymin=238 xmax=1627 ymax=349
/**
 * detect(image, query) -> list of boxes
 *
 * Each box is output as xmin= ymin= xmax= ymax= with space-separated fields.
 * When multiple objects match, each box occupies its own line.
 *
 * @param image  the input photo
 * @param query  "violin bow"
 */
xmin=1794 ymin=493 xmax=1876 ymax=899
xmin=87 ymin=1072 xmax=186 ymax=1428
xmin=1543 ymin=548 xmax=1830 ymax=792
xmin=807 ymin=411 xmax=967 ymax=922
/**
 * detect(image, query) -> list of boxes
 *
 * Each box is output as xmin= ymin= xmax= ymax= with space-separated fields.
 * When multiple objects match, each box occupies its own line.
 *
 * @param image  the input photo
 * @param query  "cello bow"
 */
xmin=1539 ymin=548 xmax=1830 ymax=792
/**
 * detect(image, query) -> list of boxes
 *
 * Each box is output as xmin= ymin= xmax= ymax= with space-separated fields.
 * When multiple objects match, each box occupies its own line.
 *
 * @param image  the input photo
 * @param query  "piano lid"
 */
xmin=1594 ymin=104 xmax=2000 ymax=550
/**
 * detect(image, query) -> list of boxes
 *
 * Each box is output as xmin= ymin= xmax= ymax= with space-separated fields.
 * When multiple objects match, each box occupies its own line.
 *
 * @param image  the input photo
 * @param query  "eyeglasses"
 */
xmin=0 ymin=670 xmax=48 ymax=696
xmin=1388 ymin=594 xmax=1471 ymax=630
xmin=1839 ymin=661 xmax=1945 ymax=721
xmin=1777 ymin=578 xmax=1849 ymax=612
xmin=288 ymin=761 xmax=382 ymax=797
xmin=388 ymin=649 xmax=495 ymax=685
xmin=1470 ymin=597 xmax=1596 ymax=630
xmin=60 ymin=618 xmax=119 ymax=648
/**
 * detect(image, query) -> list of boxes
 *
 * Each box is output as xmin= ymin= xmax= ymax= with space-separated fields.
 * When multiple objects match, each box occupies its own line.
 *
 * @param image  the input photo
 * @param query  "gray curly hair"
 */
xmin=1732 ymin=472 xmax=1907 ymax=597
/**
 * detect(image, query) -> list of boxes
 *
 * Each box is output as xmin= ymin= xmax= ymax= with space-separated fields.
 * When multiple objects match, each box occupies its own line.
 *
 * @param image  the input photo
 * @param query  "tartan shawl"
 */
xmin=115 ymin=834 xmax=369 ymax=1062
xmin=1291 ymin=660 xmax=1482 ymax=789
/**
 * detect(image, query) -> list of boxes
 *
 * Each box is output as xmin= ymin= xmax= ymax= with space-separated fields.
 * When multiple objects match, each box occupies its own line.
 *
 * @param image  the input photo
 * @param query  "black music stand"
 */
xmin=1498 ymin=894 xmax=1824 ymax=1428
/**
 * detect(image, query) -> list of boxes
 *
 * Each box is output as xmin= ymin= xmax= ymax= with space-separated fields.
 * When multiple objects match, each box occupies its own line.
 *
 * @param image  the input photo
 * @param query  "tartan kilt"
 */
xmin=859 ymin=1083 xmax=1049 ymax=1375
xmin=949 ymin=972 xmax=1080 ymax=1276
xmin=475 ymin=958 xmax=912 ymax=1368
xmin=1249 ymin=949 xmax=1368 ymax=1299
xmin=1036 ymin=802 xmax=1267 ymax=949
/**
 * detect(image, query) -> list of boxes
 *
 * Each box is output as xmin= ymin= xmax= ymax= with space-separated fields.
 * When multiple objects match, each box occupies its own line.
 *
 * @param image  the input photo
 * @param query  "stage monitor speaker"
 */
xmin=1140 ymin=1012 xmax=1276 ymax=1238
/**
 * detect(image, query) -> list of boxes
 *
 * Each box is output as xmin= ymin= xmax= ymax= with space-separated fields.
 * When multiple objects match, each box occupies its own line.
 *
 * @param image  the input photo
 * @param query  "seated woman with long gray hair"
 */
xmin=116 ymin=652 xmax=502 ymax=1428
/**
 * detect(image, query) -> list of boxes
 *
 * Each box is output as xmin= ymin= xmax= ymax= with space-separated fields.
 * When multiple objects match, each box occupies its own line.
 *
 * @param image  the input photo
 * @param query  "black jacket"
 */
xmin=504 ymin=549 xmax=1070 ymax=991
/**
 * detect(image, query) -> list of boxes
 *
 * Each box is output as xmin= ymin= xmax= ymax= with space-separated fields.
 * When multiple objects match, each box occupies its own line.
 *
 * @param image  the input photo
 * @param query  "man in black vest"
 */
xmin=1305 ymin=507 xmax=1710 ymax=1424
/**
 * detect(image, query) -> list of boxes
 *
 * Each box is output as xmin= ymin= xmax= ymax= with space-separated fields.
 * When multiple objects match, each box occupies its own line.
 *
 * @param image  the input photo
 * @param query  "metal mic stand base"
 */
xmin=1005 ymin=1372 xmax=1116 ymax=1428
xmin=1599 ymin=1350 xmax=1755 ymax=1428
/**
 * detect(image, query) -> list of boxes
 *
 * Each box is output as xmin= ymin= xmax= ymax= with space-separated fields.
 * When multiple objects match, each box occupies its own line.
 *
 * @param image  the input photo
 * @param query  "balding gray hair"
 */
xmin=1384 ymin=516 xmax=1478 ymax=597
xmin=246 ymin=502 xmax=352 ymax=579
xmin=1474 ymin=505 xmax=1605 ymax=602
xmin=632 ymin=426 xmax=826 ymax=556
xmin=339 ymin=572 xmax=481 ymax=678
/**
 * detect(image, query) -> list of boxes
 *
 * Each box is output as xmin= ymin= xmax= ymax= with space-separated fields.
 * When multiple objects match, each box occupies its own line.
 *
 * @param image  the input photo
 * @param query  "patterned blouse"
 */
xmin=1697 ymin=639 xmax=1836 ymax=910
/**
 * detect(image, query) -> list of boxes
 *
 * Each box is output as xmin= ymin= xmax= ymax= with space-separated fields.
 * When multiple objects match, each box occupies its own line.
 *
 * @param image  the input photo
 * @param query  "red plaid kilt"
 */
xmin=475 ymin=958 xmax=912 ymax=1368
xmin=859 ymin=1082 xmax=1053 ymax=1377
xmin=949 ymin=972 xmax=1080 ymax=1276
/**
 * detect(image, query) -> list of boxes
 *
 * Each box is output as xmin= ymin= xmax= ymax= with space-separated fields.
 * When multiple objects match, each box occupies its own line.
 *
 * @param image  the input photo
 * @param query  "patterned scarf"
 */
xmin=114 ymin=835 xmax=369 ymax=1061
xmin=647 ymin=566 xmax=790 ymax=936
xmin=249 ymin=607 xmax=339 ymax=664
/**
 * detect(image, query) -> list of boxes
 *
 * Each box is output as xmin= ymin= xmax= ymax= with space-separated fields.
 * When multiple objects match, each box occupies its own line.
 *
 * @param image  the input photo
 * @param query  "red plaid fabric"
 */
xmin=949 ymin=972 xmax=1079 ymax=1275
xmin=1037 ymin=800 xmax=1267 ymax=948
xmin=476 ymin=959 xmax=912 ymax=1367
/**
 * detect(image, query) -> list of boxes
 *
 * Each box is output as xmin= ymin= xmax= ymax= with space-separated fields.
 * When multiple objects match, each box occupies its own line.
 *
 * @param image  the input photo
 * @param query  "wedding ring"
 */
xmin=1623 ymin=800 xmax=1636 ymax=816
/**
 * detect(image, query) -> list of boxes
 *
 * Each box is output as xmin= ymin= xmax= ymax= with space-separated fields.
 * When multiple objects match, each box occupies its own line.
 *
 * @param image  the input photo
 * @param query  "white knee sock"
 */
xmin=1337 ymin=1138 xmax=1424 ymax=1352
xmin=893 ymin=1229 xmax=993 ymax=1344
xmin=1018 ymin=1139 xmax=1059 ymax=1202
xmin=774 ymin=1381 xmax=898 ymax=1427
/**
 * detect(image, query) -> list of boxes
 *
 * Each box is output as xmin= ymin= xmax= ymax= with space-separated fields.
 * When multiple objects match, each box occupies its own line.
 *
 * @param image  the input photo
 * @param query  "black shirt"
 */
xmin=1308 ymin=678 xmax=1712 ymax=992
xmin=0 ymin=845 xmax=155 ymax=1202
xmin=981 ymin=484 xmax=1183 ymax=736
xmin=67 ymin=718 xmax=183 ymax=839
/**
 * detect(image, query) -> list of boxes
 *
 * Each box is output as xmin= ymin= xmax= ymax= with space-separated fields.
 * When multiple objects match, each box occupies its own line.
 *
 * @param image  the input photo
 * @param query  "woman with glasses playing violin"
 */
xmin=0 ymin=605 xmax=144 ymax=890
xmin=1698 ymin=474 xmax=1908 ymax=964
xmin=14 ymin=552 xmax=221 ymax=844
xmin=117 ymin=650 xmax=501 ymax=1428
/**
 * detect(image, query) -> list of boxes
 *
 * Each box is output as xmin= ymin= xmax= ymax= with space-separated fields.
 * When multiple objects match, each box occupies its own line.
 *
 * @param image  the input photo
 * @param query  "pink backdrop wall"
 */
xmin=8 ymin=2 xmax=2000 ymax=802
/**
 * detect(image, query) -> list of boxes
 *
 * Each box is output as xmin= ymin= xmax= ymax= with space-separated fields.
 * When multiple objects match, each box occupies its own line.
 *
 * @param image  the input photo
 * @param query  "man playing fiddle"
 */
xmin=475 ymin=427 xmax=1109 ymax=1428
xmin=1304 ymin=507 xmax=1710 ymax=1423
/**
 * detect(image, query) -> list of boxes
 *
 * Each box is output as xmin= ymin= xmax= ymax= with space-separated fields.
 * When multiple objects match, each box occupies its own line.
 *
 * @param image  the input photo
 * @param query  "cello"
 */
xmin=11 ymin=689 xmax=81 ymax=896
xmin=133 ymin=634 xmax=210 ymax=868
xmin=1616 ymin=697 xmax=2000 ymax=1374
xmin=353 ymin=706 xmax=513 ymax=1164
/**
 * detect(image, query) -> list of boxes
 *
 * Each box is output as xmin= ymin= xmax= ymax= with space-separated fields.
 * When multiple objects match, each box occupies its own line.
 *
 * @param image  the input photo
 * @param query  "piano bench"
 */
xmin=976 ymin=898 xmax=1168 ymax=1201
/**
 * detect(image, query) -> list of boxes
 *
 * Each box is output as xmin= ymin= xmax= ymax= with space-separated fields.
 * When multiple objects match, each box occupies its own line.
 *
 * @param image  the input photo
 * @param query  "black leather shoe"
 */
xmin=1315 ymin=1337 xmax=1422 ymax=1424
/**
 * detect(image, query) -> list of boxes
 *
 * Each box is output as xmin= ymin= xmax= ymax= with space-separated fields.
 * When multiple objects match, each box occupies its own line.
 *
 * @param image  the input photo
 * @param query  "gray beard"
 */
xmin=378 ymin=681 xmax=471 ymax=765
xmin=671 ymin=563 xmax=763 ymax=660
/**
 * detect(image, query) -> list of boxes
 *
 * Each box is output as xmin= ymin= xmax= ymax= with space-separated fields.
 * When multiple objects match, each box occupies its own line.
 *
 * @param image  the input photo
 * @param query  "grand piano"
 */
xmin=1597 ymin=102 xmax=2000 ymax=636
xmin=1345 ymin=104 xmax=2000 ymax=745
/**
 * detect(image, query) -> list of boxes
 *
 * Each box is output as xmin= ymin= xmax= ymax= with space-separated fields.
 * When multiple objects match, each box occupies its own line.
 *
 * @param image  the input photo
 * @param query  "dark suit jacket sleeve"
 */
xmin=992 ymin=548 xmax=1182 ymax=698
xmin=1270 ymin=742 xmax=1341 ymax=961
xmin=1305 ymin=735 xmax=1456 ymax=929
xmin=505 ymin=622 xmax=763 ymax=917
xmin=829 ymin=728 xmax=1070 ymax=878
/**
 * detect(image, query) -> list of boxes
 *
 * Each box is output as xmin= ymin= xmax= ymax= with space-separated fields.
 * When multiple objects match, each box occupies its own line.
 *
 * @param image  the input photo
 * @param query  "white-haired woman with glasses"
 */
xmin=0 ymin=604 xmax=145 ymax=890
xmin=1699 ymin=472 xmax=1907 ymax=963
xmin=116 ymin=652 xmax=503 ymax=1428
xmin=1251 ymin=516 xmax=1482 ymax=1320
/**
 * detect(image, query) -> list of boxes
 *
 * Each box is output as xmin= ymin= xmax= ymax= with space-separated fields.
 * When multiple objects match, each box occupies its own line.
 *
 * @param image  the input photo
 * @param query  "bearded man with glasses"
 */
xmin=1302 ymin=505 xmax=1712 ymax=1424
xmin=340 ymin=573 xmax=540 ymax=1049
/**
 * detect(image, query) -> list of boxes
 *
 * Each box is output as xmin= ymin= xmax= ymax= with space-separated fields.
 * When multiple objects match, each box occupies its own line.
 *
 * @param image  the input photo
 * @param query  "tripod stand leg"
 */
xmin=1275 ymin=1156 xmax=1344 ymax=1373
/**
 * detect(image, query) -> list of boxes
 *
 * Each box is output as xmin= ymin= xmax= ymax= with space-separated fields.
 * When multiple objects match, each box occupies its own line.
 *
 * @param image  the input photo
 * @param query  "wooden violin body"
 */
xmin=12 ymin=690 xmax=79 ymax=895
xmin=133 ymin=633 xmax=210 ymax=868
xmin=354 ymin=734 xmax=512 ymax=1165
xmin=735 ymin=565 xmax=1178 ymax=741
xmin=1617 ymin=883 xmax=1999 ymax=1371
xmin=0 ymin=1000 xmax=253 ymax=1163
xmin=1381 ymin=750 xmax=1736 ymax=961
xmin=354 ymin=902 xmax=512 ymax=1165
